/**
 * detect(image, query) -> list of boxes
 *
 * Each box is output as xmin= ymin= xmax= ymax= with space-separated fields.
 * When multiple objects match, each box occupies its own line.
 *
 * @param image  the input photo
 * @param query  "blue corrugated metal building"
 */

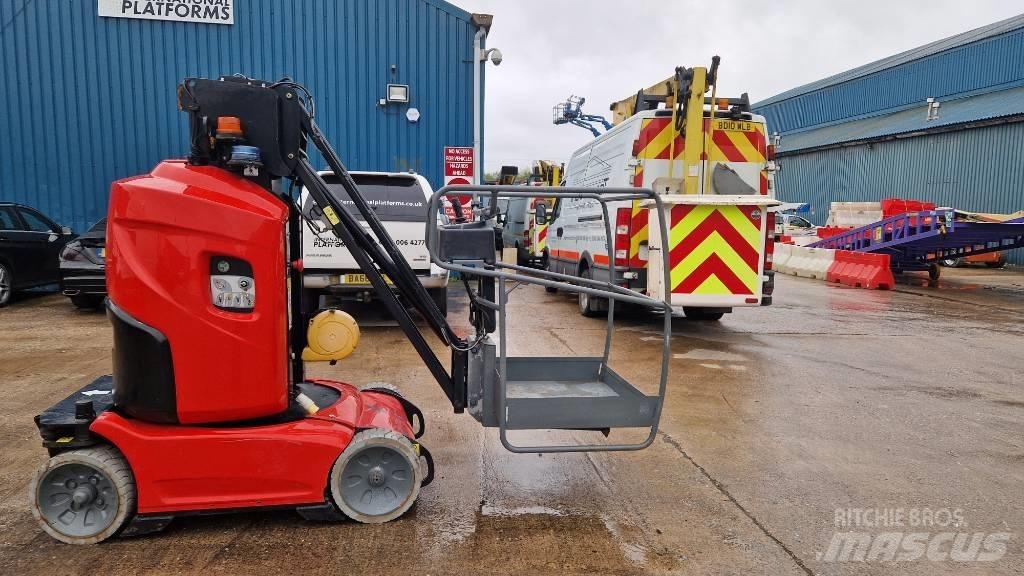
xmin=753 ymin=14 xmax=1024 ymax=264
xmin=0 ymin=0 xmax=483 ymax=233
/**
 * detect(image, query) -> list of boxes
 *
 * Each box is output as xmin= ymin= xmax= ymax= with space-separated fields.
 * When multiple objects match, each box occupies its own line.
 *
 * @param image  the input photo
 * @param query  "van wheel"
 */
xmin=428 ymin=287 xmax=448 ymax=317
xmin=543 ymin=251 xmax=557 ymax=292
xmin=578 ymin=267 xmax=601 ymax=317
xmin=940 ymin=257 xmax=963 ymax=268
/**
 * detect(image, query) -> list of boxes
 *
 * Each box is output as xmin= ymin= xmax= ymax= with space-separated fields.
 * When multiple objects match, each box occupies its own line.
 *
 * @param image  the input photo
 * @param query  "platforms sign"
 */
xmin=98 ymin=0 xmax=234 ymax=25
xmin=443 ymin=146 xmax=475 ymax=220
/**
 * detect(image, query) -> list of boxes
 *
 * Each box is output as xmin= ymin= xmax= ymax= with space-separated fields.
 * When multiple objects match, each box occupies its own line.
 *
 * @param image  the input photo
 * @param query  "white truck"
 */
xmin=546 ymin=63 xmax=779 ymax=320
xmin=300 ymin=171 xmax=450 ymax=314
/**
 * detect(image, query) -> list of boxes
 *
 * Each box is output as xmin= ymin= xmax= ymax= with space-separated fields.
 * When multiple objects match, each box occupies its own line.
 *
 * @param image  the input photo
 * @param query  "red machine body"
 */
xmin=107 ymin=161 xmax=290 ymax=424
xmin=31 ymin=78 xmax=432 ymax=544
xmin=89 ymin=380 xmax=414 ymax=514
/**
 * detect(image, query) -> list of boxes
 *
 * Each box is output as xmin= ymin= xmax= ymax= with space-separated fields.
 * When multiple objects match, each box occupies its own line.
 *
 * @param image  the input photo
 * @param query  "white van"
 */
xmin=546 ymin=106 xmax=777 ymax=320
xmin=300 ymin=171 xmax=449 ymax=314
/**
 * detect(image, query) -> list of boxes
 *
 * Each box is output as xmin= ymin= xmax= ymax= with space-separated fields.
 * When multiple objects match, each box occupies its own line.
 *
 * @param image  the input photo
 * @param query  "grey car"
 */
xmin=59 ymin=218 xmax=107 ymax=309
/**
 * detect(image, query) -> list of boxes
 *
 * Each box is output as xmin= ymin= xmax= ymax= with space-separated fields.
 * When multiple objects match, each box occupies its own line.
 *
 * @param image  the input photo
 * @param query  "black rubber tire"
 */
xmin=0 ymin=262 xmax=12 ymax=307
xmin=30 ymin=446 xmax=136 ymax=545
xmin=683 ymin=307 xmax=725 ymax=321
xmin=577 ymin=267 xmax=601 ymax=318
xmin=928 ymin=263 xmax=941 ymax=282
xmin=329 ymin=428 xmax=422 ymax=524
xmin=985 ymin=260 xmax=1006 ymax=269
xmin=940 ymin=258 xmax=963 ymax=268
xmin=70 ymin=294 xmax=104 ymax=310
xmin=428 ymin=286 xmax=448 ymax=317
xmin=543 ymin=251 xmax=557 ymax=292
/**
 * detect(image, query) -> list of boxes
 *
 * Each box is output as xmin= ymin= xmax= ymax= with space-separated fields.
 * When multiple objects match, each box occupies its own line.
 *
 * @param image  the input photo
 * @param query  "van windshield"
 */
xmin=304 ymin=174 xmax=428 ymax=223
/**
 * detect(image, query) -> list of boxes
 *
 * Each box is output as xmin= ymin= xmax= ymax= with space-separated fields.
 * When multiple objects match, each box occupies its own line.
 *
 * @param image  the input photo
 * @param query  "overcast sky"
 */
xmin=455 ymin=1 xmax=1021 ymax=174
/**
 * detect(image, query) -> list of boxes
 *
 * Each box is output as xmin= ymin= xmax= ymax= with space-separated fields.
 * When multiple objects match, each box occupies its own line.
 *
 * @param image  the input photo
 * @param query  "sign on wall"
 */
xmin=443 ymin=146 xmax=475 ymax=220
xmin=98 ymin=0 xmax=234 ymax=25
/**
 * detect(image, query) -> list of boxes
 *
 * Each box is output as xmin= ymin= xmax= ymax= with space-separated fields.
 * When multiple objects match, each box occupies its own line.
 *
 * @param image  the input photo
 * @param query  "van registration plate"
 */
xmin=343 ymin=274 xmax=392 ymax=285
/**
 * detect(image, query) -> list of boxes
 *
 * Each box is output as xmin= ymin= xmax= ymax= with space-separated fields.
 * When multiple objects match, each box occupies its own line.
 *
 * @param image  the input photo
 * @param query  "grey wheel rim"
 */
xmin=339 ymin=445 xmax=416 ymax=518
xmin=578 ymin=269 xmax=591 ymax=313
xmin=36 ymin=463 xmax=119 ymax=538
xmin=0 ymin=265 xmax=10 ymax=303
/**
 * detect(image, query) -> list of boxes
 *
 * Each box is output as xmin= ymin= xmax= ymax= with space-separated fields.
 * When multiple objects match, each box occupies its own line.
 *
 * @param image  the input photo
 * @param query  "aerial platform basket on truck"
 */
xmin=29 ymin=74 xmax=674 ymax=544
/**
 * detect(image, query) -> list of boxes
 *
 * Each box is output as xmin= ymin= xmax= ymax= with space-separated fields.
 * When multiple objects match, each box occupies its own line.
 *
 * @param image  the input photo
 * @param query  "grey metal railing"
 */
xmin=426 ymin=185 xmax=672 ymax=453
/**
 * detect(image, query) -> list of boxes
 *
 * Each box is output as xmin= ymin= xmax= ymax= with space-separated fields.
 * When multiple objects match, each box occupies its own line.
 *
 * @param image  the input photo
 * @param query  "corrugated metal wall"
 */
xmin=775 ymin=121 xmax=1024 ymax=265
xmin=0 ymin=0 xmax=476 ymax=232
xmin=757 ymin=27 xmax=1024 ymax=134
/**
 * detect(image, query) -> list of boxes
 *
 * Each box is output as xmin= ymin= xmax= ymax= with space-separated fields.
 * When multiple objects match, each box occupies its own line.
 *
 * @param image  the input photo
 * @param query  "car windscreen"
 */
xmin=81 ymin=218 xmax=107 ymax=238
xmin=311 ymin=175 xmax=428 ymax=223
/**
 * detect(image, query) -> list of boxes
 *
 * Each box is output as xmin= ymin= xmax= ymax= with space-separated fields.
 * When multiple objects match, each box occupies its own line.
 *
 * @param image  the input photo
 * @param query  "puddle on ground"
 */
xmin=675 ymin=348 xmax=749 ymax=362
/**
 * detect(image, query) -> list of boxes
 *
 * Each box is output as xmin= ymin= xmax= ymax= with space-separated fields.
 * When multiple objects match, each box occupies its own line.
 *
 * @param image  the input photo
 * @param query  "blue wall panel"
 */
xmin=756 ymin=27 xmax=1024 ymax=135
xmin=0 ymin=0 xmax=476 ymax=232
xmin=774 ymin=121 xmax=1024 ymax=265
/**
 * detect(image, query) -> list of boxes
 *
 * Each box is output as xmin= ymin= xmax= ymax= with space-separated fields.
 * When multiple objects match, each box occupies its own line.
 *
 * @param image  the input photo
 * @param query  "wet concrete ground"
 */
xmin=1 ymin=266 xmax=1022 ymax=575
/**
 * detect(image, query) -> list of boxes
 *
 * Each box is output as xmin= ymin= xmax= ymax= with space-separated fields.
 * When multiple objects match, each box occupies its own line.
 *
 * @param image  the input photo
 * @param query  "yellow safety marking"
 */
xmin=717 ymin=205 xmax=762 ymax=245
xmin=669 ymin=231 xmax=760 ymax=291
xmin=692 ymin=274 xmax=730 ymax=295
xmin=322 ymin=206 xmax=341 ymax=225
xmin=667 ymin=205 xmax=760 ymax=250
xmin=629 ymin=201 xmax=648 ymax=259
xmin=638 ymin=120 xmax=675 ymax=159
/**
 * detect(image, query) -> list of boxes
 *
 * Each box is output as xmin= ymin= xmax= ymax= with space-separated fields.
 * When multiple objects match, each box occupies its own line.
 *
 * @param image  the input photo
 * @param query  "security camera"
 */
xmin=487 ymin=48 xmax=503 ymax=66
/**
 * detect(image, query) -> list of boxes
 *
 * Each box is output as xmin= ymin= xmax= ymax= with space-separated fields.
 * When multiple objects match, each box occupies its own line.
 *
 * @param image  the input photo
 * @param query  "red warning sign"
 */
xmin=443 ymin=146 xmax=475 ymax=220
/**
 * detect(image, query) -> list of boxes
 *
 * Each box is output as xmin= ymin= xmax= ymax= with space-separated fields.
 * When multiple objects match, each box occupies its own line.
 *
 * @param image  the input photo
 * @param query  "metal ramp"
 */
xmin=428 ymin=186 xmax=671 ymax=453
xmin=808 ymin=209 xmax=1024 ymax=272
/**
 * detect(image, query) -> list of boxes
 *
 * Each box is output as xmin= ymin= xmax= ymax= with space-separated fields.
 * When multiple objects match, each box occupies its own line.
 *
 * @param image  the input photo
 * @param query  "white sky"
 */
xmin=455 ymin=1 xmax=1022 ymax=173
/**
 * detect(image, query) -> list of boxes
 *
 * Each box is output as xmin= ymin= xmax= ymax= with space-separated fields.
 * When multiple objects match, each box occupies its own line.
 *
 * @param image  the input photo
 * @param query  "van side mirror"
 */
xmin=535 ymin=202 xmax=548 ymax=224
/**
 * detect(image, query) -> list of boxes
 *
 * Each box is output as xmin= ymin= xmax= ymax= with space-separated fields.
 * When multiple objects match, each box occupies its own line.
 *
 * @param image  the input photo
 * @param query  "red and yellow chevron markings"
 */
xmin=709 ymin=120 xmax=766 ymax=163
xmin=635 ymin=118 xmax=684 ymax=160
xmin=629 ymin=200 xmax=648 ymax=266
xmin=668 ymin=204 xmax=762 ymax=295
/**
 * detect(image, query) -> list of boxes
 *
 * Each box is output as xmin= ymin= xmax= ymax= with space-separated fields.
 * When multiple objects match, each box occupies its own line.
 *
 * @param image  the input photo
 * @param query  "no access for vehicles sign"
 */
xmin=444 ymin=146 xmax=474 ymax=220
xmin=444 ymin=146 xmax=474 ymax=186
xmin=98 ymin=0 xmax=234 ymax=25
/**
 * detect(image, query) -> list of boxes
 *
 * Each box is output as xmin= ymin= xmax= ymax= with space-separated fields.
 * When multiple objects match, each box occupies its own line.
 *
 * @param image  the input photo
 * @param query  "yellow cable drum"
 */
xmin=302 ymin=309 xmax=360 ymax=363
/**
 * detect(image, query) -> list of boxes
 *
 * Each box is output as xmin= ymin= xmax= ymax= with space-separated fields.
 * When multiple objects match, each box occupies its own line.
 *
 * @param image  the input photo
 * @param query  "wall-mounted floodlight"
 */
xmin=387 ymin=84 xmax=410 ymax=103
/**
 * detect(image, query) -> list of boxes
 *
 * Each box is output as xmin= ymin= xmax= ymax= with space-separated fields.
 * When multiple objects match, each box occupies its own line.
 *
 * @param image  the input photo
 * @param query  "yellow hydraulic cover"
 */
xmin=302 ymin=309 xmax=360 ymax=362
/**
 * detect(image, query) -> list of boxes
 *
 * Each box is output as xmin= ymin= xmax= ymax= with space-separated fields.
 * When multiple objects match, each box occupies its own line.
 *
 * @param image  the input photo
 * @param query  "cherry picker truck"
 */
xmin=29 ymin=75 xmax=673 ymax=544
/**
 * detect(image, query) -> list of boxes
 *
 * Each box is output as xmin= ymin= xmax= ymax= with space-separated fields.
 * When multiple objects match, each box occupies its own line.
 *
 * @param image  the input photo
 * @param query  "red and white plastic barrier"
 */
xmin=826 ymin=250 xmax=894 ymax=290
xmin=774 ymin=246 xmax=893 ymax=290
